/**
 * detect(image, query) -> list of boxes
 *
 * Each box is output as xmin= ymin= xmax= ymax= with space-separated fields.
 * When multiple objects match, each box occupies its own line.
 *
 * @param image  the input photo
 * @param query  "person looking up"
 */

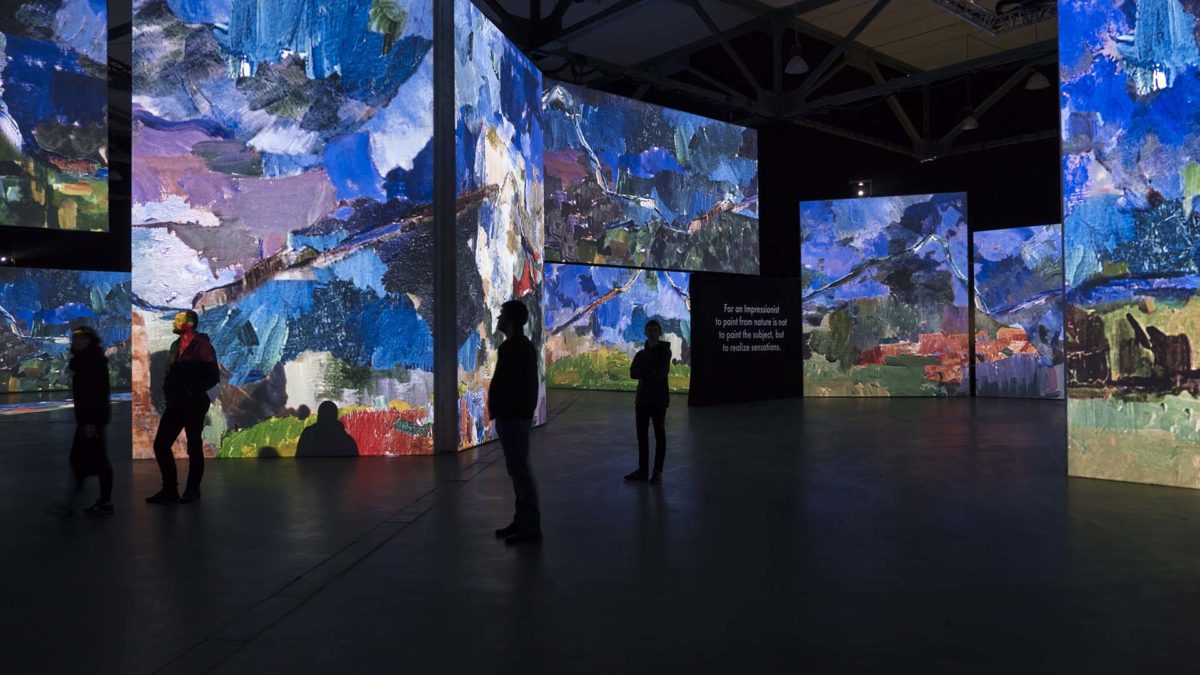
xmin=490 ymin=300 xmax=542 ymax=546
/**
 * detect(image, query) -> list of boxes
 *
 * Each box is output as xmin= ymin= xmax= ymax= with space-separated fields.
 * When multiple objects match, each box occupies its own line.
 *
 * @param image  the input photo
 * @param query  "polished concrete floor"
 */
xmin=2 ymin=392 xmax=1197 ymax=674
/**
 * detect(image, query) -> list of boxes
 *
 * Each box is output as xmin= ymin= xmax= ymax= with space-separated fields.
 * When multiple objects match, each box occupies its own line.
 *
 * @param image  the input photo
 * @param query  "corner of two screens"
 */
xmin=800 ymin=194 xmax=1064 ymax=401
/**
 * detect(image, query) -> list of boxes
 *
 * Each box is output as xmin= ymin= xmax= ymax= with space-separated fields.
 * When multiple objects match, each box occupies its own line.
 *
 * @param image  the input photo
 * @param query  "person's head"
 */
xmin=317 ymin=401 xmax=339 ymax=424
xmin=497 ymin=300 xmax=529 ymax=338
xmin=644 ymin=320 xmax=662 ymax=343
xmin=71 ymin=326 xmax=101 ymax=353
xmin=172 ymin=310 xmax=199 ymax=336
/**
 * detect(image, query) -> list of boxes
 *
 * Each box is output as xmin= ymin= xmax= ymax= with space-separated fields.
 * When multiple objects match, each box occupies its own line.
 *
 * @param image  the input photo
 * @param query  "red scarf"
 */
xmin=179 ymin=331 xmax=196 ymax=356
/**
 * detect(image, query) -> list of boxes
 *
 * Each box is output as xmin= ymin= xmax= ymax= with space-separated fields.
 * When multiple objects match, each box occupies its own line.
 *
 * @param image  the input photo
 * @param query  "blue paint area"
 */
xmin=544 ymin=263 xmax=691 ymax=363
xmin=2 ymin=35 xmax=107 ymax=149
xmin=324 ymin=133 xmax=386 ymax=203
xmin=166 ymin=0 xmax=233 ymax=24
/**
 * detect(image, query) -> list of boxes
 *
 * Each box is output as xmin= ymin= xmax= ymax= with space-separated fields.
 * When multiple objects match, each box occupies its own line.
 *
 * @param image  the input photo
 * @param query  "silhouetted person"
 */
xmin=65 ymin=326 xmax=113 ymax=515
xmin=490 ymin=300 xmax=542 ymax=546
xmin=296 ymin=401 xmax=359 ymax=457
xmin=625 ymin=320 xmax=671 ymax=484
xmin=147 ymin=310 xmax=220 ymax=505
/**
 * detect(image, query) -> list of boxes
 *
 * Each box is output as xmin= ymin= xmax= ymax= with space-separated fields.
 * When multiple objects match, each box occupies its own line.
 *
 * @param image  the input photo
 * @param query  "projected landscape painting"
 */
xmin=0 ymin=268 xmax=131 ymax=392
xmin=455 ymin=0 xmax=546 ymax=449
xmin=1061 ymin=0 xmax=1200 ymax=487
xmin=0 ymin=0 xmax=108 ymax=230
xmin=542 ymin=80 xmax=759 ymax=274
xmin=801 ymin=193 xmax=970 ymax=397
xmin=545 ymin=263 xmax=691 ymax=393
xmin=132 ymin=0 xmax=436 ymax=457
xmin=973 ymin=225 xmax=1064 ymax=399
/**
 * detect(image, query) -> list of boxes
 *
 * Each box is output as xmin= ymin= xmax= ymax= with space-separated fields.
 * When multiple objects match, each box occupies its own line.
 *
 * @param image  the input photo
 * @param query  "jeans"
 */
xmin=495 ymin=418 xmax=540 ymax=534
xmin=153 ymin=401 xmax=209 ymax=491
xmin=636 ymin=405 xmax=667 ymax=474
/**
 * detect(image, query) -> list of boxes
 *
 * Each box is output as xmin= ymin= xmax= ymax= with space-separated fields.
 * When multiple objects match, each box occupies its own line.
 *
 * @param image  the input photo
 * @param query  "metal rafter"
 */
xmin=778 ymin=40 xmax=1056 ymax=119
xmin=864 ymin=60 xmax=920 ymax=143
xmin=687 ymin=0 xmax=766 ymax=98
xmin=939 ymin=62 xmax=1035 ymax=145
xmin=794 ymin=0 xmax=891 ymax=100
xmin=526 ymin=0 xmax=653 ymax=50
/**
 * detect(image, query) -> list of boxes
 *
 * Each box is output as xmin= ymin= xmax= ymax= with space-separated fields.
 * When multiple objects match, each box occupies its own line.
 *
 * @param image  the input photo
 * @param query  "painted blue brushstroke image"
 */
xmin=0 ymin=268 xmax=131 ymax=392
xmin=542 ymin=80 xmax=758 ymax=274
xmin=544 ymin=263 xmax=691 ymax=392
xmin=133 ymin=0 xmax=437 ymax=457
xmin=0 ymin=0 xmax=109 ymax=230
xmin=1061 ymin=0 xmax=1200 ymax=488
xmin=454 ymin=0 xmax=547 ymax=449
xmin=973 ymin=225 xmax=1064 ymax=399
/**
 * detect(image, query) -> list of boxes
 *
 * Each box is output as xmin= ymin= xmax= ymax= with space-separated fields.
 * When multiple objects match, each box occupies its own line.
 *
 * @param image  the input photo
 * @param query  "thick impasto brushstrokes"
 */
xmin=542 ymin=80 xmax=759 ymax=274
xmin=801 ymin=193 xmax=970 ymax=397
xmin=973 ymin=225 xmax=1065 ymax=399
xmin=0 ymin=268 xmax=131 ymax=392
xmin=1061 ymin=0 xmax=1200 ymax=487
xmin=544 ymin=263 xmax=690 ymax=393
xmin=0 ymin=0 xmax=108 ymax=230
xmin=132 ymin=0 xmax=435 ymax=457
xmin=455 ymin=0 xmax=546 ymax=449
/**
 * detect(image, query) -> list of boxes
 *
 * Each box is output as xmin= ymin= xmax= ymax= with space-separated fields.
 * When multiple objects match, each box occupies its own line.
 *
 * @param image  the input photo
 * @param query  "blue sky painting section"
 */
xmin=0 ymin=268 xmax=131 ymax=392
xmin=455 ymin=0 xmax=546 ymax=449
xmin=542 ymin=80 xmax=759 ymax=274
xmin=133 ymin=0 xmax=437 ymax=455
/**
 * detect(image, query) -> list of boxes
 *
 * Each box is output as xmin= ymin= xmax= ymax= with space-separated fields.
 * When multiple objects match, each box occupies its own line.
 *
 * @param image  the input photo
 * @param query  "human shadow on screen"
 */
xmin=295 ymin=401 xmax=359 ymax=457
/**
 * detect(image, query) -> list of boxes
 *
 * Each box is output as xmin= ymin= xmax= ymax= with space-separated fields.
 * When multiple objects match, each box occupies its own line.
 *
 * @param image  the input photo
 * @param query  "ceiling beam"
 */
xmin=794 ymin=0 xmax=891 ymax=100
xmin=864 ymin=60 xmax=921 ymax=143
xmin=790 ymin=17 xmax=918 ymax=76
xmin=792 ymin=118 xmax=914 ymax=156
xmin=939 ymin=62 xmax=1035 ymax=146
xmin=687 ymin=0 xmax=766 ymax=97
xmin=526 ymin=0 xmax=653 ymax=50
xmin=777 ymin=40 xmax=1057 ymax=119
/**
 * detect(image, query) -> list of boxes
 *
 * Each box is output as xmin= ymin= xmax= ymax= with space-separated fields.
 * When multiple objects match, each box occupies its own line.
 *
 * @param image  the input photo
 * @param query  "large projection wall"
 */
xmin=973 ymin=225 xmax=1064 ymax=399
xmin=1061 ymin=0 xmax=1200 ymax=488
xmin=801 ymin=193 xmax=970 ymax=397
xmin=0 ymin=268 xmax=131 ymax=392
xmin=545 ymin=263 xmax=691 ymax=393
xmin=455 ymin=0 xmax=547 ymax=449
xmin=542 ymin=80 xmax=759 ymax=274
xmin=0 ymin=0 xmax=108 ymax=230
xmin=132 ymin=0 xmax=437 ymax=457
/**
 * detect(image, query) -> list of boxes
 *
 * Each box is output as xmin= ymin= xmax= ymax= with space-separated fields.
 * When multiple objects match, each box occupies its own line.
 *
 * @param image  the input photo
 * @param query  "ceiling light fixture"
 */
xmin=1025 ymin=71 xmax=1051 ymax=90
xmin=785 ymin=33 xmax=809 ymax=76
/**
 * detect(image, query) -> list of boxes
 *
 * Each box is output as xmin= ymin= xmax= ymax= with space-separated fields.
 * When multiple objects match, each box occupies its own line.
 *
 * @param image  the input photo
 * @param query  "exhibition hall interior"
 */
xmin=2 ymin=0 xmax=1197 ymax=671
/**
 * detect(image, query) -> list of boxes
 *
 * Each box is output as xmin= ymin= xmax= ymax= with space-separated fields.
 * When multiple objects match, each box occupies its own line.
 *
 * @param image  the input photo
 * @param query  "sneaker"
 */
xmin=495 ymin=523 xmax=520 ymax=538
xmin=179 ymin=487 xmax=201 ymax=504
xmin=624 ymin=470 xmax=648 ymax=482
xmin=504 ymin=531 xmax=544 ymax=546
xmin=84 ymin=501 xmax=114 ymax=516
xmin=145 ymin=489 xmax=179 ymax=504
xmin=650 ymin=471 xmax=663 ymax=484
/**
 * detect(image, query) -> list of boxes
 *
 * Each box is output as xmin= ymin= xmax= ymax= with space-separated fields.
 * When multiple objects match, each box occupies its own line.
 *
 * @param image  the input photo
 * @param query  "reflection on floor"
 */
xmin=0 ymin=390 xmax=132 ymax=416
xmin=2 ymin=392 xmax=1196 ymax=673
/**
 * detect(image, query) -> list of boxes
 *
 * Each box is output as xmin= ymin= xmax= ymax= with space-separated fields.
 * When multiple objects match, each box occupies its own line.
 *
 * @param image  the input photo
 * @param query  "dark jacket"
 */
xmin=488 ymin=334 xmax=539 ymax=420
xmin=69 ymin=347 xmax=110 ymax=426
xmin=163 ymin=332 xmax=221 ymax=408
xmin=631 ymin=340 xmax=672 ymax=408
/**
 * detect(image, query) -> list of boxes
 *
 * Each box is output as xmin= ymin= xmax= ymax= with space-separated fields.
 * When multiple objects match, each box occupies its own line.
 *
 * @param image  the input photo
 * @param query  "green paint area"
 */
xmin=804 ymin=352 xmax=951 ymax=397
xmin=547 ymin=349 xmax=690 ymax=393
xmin=1069 ymin=396 xmax=1200 ymax=489
xmin=219 ymin=416 xmax=313 ymax=458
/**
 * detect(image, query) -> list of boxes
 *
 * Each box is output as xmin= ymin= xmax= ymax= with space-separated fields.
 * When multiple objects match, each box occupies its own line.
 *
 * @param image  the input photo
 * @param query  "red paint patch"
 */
xmin=342 ymin=409 xmax=434 ymax=456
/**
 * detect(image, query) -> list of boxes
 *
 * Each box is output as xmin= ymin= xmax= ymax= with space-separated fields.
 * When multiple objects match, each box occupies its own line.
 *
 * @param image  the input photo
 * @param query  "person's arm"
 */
xmin=629 ymin=350 xmax=646 ymax=380
xmin=520 ymin=342 xmax=539 ymax=414
xmin=648 ymin=345 xmax=672 ymax=379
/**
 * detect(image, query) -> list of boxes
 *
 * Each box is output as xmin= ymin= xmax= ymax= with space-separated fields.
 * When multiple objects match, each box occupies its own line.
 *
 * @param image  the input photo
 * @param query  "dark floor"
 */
xmin=2 ymin=392 xmax=1197 ymax=674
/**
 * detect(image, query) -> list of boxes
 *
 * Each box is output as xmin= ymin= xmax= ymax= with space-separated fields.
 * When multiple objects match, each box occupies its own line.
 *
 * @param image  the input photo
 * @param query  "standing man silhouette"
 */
xmin=147 ymin=310 xmax=220 ymax=505
xmin=625 ymin=319 xmax=672 ymax=485
xmin=490 ymin=300 xmax=543 ymax=545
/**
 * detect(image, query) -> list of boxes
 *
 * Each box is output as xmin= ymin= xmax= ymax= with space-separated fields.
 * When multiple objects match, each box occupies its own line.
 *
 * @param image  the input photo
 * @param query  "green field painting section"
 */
xmin=547 ymin=349 xmax=691 ymax=393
